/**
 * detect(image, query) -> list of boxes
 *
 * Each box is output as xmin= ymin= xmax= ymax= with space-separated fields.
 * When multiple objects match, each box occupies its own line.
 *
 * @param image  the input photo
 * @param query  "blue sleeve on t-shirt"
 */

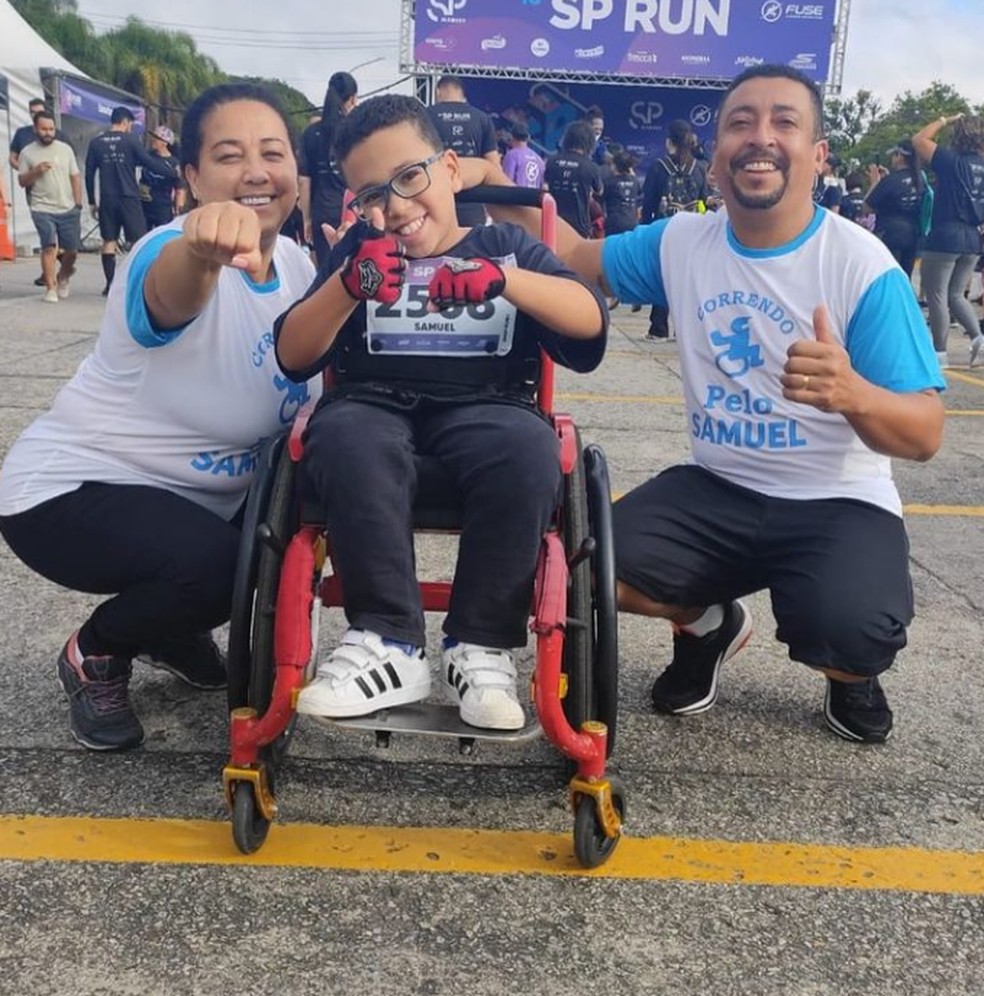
xmin=601 ymin=221 xmax=669 ymax=307
xmin=845 ymin=267 xmax=946 ymax=392
xmin=126 ymin=228 xmax=190 ymax=347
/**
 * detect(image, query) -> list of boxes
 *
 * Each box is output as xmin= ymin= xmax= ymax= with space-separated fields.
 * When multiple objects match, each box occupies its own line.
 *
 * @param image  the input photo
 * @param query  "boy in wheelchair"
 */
xmin=274 ymin=95 xmax=607 ymax=730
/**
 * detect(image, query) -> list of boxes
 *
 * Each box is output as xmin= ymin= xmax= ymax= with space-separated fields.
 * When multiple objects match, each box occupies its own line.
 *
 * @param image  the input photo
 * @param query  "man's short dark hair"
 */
xmin=335 ymin=94 xmax=444 ymax=167
xmin=110 ymin=106 xmax=135 ymax=125
xmin=435 ymin=75 xmax=465 ymax=95
xmin=33 ymin=111 xmax=56 ymax=127
xmin=718 ymin=64 xmax=825 ymax=141
xmin=28 ymin=98 xmax=45 ymax=111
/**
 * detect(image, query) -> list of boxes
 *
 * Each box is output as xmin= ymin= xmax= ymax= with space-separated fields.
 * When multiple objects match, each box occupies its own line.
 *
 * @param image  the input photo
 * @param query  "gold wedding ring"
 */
xmin=802 ymin=374 xmax=811 ymax=390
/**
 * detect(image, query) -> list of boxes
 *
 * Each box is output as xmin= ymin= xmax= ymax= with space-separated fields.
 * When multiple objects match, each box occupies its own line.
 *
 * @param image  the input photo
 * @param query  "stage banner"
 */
xmin=464 ymin=76 xmax=723 ymax=171
xmin=57 ymin=77 xmax=146 ymax=130
xmin=414 ymin=0 xmax=836 ymax=83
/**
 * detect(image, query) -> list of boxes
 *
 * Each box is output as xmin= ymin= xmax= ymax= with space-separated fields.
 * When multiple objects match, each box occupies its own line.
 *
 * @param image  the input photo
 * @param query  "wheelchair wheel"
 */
xmin=231 ymin=781 xmax=270 ymax=854
xmin=229 ymin=439 xmax=298 ymax=784
xmin=584 ymin=444 xmax=618 ymax=754
xmin=572 ymin=776 xmax=625 ymax=869
xmin=562 ymin=427 xmax=594 ymax=732
xmin=228 ymin=432 xmax=288 ymax=712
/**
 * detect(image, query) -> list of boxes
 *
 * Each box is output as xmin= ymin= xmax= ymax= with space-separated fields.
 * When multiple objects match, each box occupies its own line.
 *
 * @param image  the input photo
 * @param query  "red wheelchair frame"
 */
xmin=222 ymin=189 xmax=623 ymax=868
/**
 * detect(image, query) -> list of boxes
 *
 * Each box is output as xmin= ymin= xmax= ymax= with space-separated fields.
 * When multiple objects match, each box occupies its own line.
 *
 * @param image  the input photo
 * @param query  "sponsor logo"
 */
xmin=690 ymin=105 xmax=712 ymax=128
xmin=761 ymin=1 xmax=825 ymax=19
xmin=425 ymin=35 xmax=457 ymax=51
xmin=629 ymin=100 xmax=664 ymax=130
xmin=427 ymin=0 xmax=467 ymax=21
xmin=681 ymin=54 xmax=712 ymax=65
xmin=574 ymin=45 xmax=605 ymax=59
xmin=626 ymin=50 xmax=659 ymax=64
xmin=789 ymin=52 xmax=817 ymax=69
xmin=481 ymin=34 xmax=506 ymax=50
xmin=760 ymin=0 xmax=783 ymax=21
xmin=735 ymin=54 xmax=765 ymax=68
xmin=530 ymin=37 xmax=550 ymax=57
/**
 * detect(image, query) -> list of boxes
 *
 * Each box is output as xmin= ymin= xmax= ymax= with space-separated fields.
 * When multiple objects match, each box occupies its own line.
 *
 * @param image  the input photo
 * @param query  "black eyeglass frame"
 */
xmin=348 ymin=151 xmax=446 ymax=220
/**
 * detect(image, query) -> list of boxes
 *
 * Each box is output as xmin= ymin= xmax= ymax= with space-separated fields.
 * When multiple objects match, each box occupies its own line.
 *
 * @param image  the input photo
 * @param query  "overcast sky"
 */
xmin=72 ymin=0 xmax=984 ymax=110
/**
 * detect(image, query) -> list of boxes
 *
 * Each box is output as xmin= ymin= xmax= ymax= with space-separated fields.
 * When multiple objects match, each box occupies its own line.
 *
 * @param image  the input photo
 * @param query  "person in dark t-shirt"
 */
xmin=813 ymin=154 xmax=844 ymax=213
xmin=139 ymin=126 xmax=184 ymax=230
xmin=544 ymin=120 xmax=603 ymax=239
xmin=865 ymin=141 xmax=925 ymax=278
xmin=427 ymin=75 xmax=499 ymax=228
xmin=86 ymin=106 xmax=175 ymax=294
xmin=602 ymin=150 xmax=642 ymax=236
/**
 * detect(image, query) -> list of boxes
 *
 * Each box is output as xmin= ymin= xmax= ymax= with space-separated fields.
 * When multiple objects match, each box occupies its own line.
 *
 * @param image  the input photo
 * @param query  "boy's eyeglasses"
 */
xmin=348 ymin=151 xmax=445 ymax=222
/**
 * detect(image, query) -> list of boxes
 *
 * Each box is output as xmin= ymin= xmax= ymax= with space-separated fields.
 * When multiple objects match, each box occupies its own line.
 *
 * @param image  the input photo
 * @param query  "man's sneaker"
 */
xmin=33 ymin=275 xmax=46 ymax=287
xmin=137 ymin=633 xmax=227 ymax=690
xmin=57 ymin=636 xmax=144 ymax=750
xmin=56 ymin=277 xmax=70 ymax=299
xmin=651 ymin=600 xmax=753 ymax=715
xmin=42 ymin=288 xmax=59 ymax=303
xmin=936 ymin=350 xmax=951 ymax=370
xmin=442 ymin=641 xmax=525 ymax=730
xmin=823 ymin=676 xmax=893 ymax=743
xmin=297 ymin=629 xmax=430 ymax=718
xmin=970 ymin=334 xmax=984 ymax=368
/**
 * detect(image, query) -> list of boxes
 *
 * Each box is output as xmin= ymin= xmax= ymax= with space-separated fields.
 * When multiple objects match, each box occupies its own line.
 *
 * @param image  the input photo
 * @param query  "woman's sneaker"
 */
xmin=651 ymin=600 xmax=752 ymax=715
xmin=823 ymin=677 xmax=893 ymax=743
xmin=442 ymin=640 xmax=525 ymax=730
xmin=137 ymin=633 xmax=227 ymax=690
xmin=297 ymin=629 xmax=430 ymax=718
xmin=57 ymin=633 xmax=144 ymax=751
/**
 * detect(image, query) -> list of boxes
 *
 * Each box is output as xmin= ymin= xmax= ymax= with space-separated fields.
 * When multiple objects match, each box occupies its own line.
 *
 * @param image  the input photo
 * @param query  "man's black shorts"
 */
xmin=98 ymin=196 xmax=147 ymax=244
xmin=613 ymin=465 xmax=913 ymax=675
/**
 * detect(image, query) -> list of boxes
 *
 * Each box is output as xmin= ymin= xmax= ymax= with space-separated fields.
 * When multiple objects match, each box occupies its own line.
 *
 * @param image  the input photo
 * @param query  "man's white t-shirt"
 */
xmin=0 ymin=220 xmax=320 ymax=520
xmin=602 ymin=206 xmax=945 ymax=516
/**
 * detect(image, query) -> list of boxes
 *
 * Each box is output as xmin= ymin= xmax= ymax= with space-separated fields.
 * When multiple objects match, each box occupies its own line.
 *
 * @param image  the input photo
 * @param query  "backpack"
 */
xmin=659 ymin=157 xmax=704 ymax=215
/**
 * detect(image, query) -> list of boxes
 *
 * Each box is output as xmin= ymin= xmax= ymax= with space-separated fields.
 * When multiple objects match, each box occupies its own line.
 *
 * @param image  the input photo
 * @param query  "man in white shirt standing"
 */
xmin=18 ymin=111 xmax=83 ymax=302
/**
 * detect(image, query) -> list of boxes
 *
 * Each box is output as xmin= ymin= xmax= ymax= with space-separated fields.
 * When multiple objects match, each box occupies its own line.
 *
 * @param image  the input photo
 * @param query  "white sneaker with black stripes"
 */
xmin=297 ymin=629 xmax=430 ymax=718
xmin=442 ymin=641 xmax=525 ymax=731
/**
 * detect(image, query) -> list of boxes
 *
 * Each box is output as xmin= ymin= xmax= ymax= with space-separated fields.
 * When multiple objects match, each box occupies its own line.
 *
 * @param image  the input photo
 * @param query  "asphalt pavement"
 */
xmin=1 ymin=252 xmax=983 ymax=996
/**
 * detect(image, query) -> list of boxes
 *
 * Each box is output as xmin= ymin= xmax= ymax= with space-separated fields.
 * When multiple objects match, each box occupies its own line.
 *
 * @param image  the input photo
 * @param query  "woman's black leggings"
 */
xmin=0 ymin=483 xmax=241 ymax=659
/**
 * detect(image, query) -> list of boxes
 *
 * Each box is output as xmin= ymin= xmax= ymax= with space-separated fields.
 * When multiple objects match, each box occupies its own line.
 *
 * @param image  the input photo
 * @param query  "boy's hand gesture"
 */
xmin=428 ymin=257 xmax=506 ymax=311
xmin=339 ymin=207 xmax=405 ymax=305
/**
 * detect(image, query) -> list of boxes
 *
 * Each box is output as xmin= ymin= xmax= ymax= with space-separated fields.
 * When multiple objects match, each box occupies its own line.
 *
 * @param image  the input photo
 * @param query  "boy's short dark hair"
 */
xmin=334 ymin=94 xmax=444 ymax=167
xmin=510 ymin=120 xmax=530 ymax=141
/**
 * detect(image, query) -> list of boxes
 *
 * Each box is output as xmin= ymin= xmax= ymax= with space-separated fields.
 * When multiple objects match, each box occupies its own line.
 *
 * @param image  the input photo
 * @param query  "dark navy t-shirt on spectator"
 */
xmin=428 ymin=101 xmax=498 ymax=228
xmin=544 ymin=151 xmax=603 ymax=238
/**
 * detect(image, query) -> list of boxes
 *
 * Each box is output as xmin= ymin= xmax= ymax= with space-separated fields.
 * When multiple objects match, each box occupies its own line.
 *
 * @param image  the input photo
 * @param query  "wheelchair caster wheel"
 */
xmin=572 ymin=777 xmax=625 ymax=869
xmin=231 ymin=781 xmax=271 ymax=854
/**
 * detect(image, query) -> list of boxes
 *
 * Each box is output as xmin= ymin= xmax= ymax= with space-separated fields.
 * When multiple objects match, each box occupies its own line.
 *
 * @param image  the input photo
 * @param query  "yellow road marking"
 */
xmin=905 ymin=504 xmax=984 ymax=517
xmin=944 ymin=370 xmax=984 ymax=388
xmin=1 ymin=815 xmax=983 ymax=895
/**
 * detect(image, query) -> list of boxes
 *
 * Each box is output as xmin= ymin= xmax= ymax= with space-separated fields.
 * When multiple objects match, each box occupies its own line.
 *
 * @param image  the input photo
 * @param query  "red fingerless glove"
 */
xmin=427 ymin=257 xmax=506 ymax=310
xmin=340 ymin=230 xmax=406 ymax=304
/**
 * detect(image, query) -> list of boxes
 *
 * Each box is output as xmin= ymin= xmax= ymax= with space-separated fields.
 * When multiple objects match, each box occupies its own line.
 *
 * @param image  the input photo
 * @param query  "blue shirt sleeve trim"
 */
xmin=126 ymin=228 xmax=191 ymax=348
xmin=601 ymin=222 xmax=668 ymax=306
xmin=846 ymin=268 xmax=947 ymax=392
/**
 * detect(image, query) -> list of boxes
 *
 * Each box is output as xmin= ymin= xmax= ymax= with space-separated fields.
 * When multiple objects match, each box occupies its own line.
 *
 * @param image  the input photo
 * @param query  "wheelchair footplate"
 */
xmin=306 ymin=701 xmax=542 ymax=745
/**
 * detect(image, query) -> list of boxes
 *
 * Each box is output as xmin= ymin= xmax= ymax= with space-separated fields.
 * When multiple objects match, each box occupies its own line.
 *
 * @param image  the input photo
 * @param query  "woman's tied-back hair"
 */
xmin=334 ymin=94 xmax=444 ymax=166
xmin=953 ymin=115 xmax=984 ymax=156
xmin=180 ymin=82 xmax=291 ymax=171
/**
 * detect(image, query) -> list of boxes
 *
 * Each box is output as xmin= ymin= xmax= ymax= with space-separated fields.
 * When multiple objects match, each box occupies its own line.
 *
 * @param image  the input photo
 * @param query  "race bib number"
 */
xmin=366 ymin=254 xmax=517 ymax=358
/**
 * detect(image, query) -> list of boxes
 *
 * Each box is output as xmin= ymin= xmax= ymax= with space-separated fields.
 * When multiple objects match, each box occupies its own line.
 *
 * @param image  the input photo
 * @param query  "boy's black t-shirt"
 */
xmin=865 ymin=169 xmax=922 ymax=246
xmin=544 ymin=151 xmax=603 ymax=238
xmin=275 ymin=221 xmax=607 ymax=403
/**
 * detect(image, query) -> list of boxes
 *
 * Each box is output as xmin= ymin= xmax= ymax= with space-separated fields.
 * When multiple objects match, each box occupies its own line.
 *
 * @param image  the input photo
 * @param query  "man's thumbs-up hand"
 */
xmin=781 ymin=305 xmax=860 ymax=413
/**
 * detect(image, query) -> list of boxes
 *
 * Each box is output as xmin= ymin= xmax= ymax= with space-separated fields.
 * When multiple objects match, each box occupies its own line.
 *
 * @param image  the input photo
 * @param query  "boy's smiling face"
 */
xmin=342 ymin=121 xmax=465 ymax=259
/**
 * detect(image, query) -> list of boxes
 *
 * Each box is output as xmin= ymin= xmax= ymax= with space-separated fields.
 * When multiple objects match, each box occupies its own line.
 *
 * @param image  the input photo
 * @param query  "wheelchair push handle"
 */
xmin=456 ymin=185 xmax=546 ymax=209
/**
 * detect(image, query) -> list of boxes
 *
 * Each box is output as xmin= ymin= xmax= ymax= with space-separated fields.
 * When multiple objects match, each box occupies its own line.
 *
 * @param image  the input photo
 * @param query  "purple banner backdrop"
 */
xmin=414 ymin=0 xmax=835 ymax=83
xmin=464 ymin=76 xmax=723 ymax=171
xmin=57 ymin=77 xmax=145 ymax=129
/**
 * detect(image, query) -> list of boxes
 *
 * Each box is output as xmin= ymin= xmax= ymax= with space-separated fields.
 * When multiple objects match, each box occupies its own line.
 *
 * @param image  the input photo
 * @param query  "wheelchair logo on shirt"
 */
xmin=710 ymin=316 xmax=765 ymax=379
xmin=274 ymin=374 xmax=310 ymax=424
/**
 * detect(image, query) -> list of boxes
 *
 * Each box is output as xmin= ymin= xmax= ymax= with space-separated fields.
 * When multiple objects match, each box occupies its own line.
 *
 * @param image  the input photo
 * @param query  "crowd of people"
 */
xmin=0 ymin=63 xmax=979 ymax=755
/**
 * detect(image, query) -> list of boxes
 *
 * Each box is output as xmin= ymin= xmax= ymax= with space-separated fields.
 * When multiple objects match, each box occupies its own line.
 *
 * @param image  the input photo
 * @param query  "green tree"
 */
xmin=824 ymin=89 xmax=883 ymax=157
